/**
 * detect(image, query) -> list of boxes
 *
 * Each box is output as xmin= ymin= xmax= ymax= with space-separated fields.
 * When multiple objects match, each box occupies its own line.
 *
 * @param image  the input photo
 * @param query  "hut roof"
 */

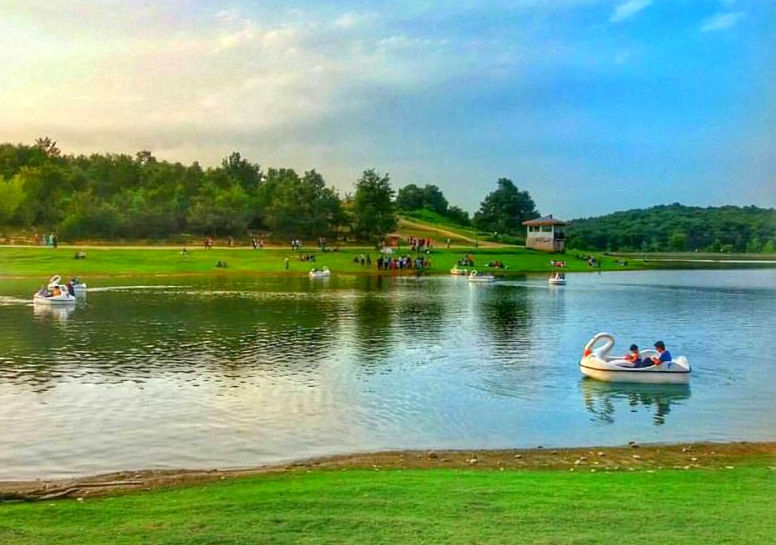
xmin=522 ymin=215 xmax=568 ymax=227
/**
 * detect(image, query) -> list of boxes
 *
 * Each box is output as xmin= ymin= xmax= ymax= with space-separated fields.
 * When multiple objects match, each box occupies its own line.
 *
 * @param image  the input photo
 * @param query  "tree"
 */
xmin=221 ymin=152 xmax=262 ymax=193
xmin=352 ymin=169 xmax=397 ymax=246
xmin=446 ymin=205 xmax=470 ymax=226
xmin=396 ymin=183 xmax=448 ymax=215
xmin=473 ymin=178 xmax=538 ymax=234
xmin=395 ymin=184 xmax=425 ymax=211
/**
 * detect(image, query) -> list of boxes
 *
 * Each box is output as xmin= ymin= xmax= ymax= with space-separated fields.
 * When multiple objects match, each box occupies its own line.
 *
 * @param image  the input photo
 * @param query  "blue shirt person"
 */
xmin=646 ymin=341 xmax=671 ymax=367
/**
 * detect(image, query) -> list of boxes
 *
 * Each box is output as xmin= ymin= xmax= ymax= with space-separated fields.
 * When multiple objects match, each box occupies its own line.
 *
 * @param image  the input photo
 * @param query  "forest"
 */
xmin=1 ymin=139 xmax=773 ymax=252
xmin=567 ymin=204 xmax=776 ymax=253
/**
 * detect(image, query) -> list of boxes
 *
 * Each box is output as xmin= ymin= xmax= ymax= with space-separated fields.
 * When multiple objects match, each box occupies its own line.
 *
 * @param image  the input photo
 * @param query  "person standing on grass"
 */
xmin=284 ymin=257 xmax=289 ymax=270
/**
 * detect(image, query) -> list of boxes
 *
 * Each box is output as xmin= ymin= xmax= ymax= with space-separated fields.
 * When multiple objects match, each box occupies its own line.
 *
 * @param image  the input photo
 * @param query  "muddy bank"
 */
xmin=1 ymin=441 xmax=774 ymax=502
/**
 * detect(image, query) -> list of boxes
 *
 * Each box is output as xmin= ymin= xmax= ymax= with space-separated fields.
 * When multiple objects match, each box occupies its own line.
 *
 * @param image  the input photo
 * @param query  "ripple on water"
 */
xmin=0 ymin=269 xmax=774 ymax=479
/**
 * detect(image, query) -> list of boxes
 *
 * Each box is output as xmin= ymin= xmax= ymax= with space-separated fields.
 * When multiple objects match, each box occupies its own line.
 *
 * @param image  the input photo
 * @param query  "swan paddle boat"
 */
xmin=308 ymin=266 xmax=331 ymax=279
xmin=580 ymin=332 xmax=691 ymax=384
xmin=48 ymin=275 xmax=86 ymax=295
xmin=467 ymin=270 xmax=495 ymax=283
xmin=450 ymin=266 xmax=468 ymax=276
xmin=549 ymin=272 xmax=566 ymax=285
xmin=34 ymin=277 xmax=76 ymax=305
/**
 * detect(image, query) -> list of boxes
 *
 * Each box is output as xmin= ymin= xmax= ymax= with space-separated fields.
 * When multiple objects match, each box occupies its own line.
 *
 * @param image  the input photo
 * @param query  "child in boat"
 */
xmin=624 ymin=344 xmax=641 ymax=366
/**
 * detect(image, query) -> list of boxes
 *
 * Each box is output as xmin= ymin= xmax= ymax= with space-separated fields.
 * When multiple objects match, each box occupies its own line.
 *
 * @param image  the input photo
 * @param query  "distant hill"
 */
xmin=566 ymin=204 xmax=776 ymax=253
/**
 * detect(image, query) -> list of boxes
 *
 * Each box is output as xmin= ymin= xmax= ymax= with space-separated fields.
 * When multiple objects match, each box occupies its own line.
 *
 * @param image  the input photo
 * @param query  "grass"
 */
xmin=0 ymin=246 xmax=635 ymax=278
xmin=399 ymin=210 xmax=487 ymax=240
xmin=1 ymin=465 xmax=774 ymax=544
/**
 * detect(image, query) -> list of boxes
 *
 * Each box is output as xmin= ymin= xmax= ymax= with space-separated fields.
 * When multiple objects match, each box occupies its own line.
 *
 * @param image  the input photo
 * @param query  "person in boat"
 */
xmin=644 ymin=341 xmax=672 ymax=367
xmin=624 ymin=344 xmax=643 ymax=366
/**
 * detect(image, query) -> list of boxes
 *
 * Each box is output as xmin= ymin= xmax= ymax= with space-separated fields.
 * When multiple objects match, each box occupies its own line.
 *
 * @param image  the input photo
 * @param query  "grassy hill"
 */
xmin=398 ymin=210 xmax=513 ymax=247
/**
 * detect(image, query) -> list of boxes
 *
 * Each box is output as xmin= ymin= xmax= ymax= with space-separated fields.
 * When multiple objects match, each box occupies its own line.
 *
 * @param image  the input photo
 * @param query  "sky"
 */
xmin=0 ymin=0 xmax=774 ymax=218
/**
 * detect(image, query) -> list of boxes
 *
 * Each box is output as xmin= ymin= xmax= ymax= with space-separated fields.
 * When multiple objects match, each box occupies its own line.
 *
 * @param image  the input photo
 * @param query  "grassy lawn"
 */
xmin=1 ymin=465 xmax=774 ymax=544
xmin=0 ymin=246 xmax=633 ymax=278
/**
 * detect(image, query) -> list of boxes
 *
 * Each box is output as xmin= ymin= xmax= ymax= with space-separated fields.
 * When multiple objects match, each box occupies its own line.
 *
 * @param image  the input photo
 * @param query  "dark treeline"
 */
xmin=568 ymin=204 xmax=776 ymax=253
xmin=0 ymin=139 xmax=538 ymax=243
xmin=0 ymin=139 xmax=398 ymax=242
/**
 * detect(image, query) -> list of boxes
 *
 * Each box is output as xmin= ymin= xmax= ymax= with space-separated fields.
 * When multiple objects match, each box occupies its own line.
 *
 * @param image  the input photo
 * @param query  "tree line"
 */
xmin=567 ymin=204 xmax=776 ymax=253
xmin=0 ymin=139 xmax=538 ymax=243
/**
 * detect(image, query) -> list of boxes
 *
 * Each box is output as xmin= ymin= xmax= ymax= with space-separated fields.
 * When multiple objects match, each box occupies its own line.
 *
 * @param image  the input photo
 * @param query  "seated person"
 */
xmin=644 ymin=341 xmax=672 ymax=366
xmin=623 ymin=344 xmax=642 ymax=366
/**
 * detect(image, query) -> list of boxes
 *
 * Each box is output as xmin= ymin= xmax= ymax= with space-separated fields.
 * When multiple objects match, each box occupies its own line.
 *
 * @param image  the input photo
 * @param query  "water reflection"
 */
xmin=33 ymin=303 xmax=76 ymax=322
xmin=581 ymin=379 xmax=692 ymax=425
xmin=0 ymin=270 xmax=774 ymax=479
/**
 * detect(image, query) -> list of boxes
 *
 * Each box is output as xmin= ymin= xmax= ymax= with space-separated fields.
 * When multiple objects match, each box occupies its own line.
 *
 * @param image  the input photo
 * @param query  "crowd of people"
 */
xmin=353 ymin=254 xmax=372 ymax=266
xmin=32 ymin=231 xmax=58 ymax=248
xmin=407 ymin=236 xmax=434 ymax=251
xmin=376 ymin=254 xmax=431 ymax=270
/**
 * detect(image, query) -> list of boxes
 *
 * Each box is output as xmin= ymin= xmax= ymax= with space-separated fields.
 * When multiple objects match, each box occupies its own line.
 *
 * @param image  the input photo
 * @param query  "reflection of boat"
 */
xmin=33 ymin=303 xmax=76 ymax=321
xmin=308 ymin=266 xmax=331 ymax=279
xmin=581 ymin=378 xmax=691 ymax=425
xmin=450 ymin=266 xmax=468 ymax=276
xmin=549 ymin=272 xmax=566 ymax=285
xmin=580 ymin=332 xmax=691 ymax=384
xmin=34 ymin=275 xmax=76 ymax=305
xmin=468 ymin=270 xmax=495 ymax=283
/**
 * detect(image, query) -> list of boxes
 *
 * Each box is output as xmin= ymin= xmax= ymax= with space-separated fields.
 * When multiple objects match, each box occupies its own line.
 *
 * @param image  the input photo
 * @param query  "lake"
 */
xmin=0 ymin=269 xmax=774 ymax=479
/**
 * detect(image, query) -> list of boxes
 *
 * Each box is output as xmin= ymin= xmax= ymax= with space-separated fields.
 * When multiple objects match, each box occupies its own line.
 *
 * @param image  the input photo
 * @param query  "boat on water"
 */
xmin=48 ymin=275 xmax=87 ymax=295
xmin=549 ymin=272 xmax=566 ymax=285
xmin=308 ymin=266 xmax=331 ymax=279
xmin=580 ymin=332 xmax=691 ymax=384
xmin=467 ymin=270 xmax=495 ymax=283
xmin=34 ymin=277 xmax=76 ymax=305
xmin=450 ymin=266 xmax=468 ymax=276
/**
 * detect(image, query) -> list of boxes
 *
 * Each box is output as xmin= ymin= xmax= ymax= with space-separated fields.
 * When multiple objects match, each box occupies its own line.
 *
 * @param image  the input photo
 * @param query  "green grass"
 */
xmin=1 ymin=466 xmax=774 ymax=544
xmin=0 ymin=246 xmax=634 ymax=277
xmin=399 ymin=211 xmax=484 ymax=241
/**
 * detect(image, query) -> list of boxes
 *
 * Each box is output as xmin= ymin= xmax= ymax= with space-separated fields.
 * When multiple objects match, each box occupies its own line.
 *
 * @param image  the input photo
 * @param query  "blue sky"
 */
xmin=0 ymin=0 xmax=773 ymax=217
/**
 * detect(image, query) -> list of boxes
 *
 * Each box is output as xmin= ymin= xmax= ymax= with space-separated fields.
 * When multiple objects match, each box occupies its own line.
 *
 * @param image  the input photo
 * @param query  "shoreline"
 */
xmin=2 ymin=441 xmax=773 ymax=501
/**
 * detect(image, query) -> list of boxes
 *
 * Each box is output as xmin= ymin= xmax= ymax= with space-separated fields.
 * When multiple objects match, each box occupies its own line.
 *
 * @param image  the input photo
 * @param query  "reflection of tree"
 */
xmin=1 ymin=289 xmax=344 ymax=392
xmin=473 ymin=285 xmax=533 ymax=359
xmin=353 ymin=293 xmax=395 ymax=368
xmin=581 ymin=379 xmax=691 ymax=426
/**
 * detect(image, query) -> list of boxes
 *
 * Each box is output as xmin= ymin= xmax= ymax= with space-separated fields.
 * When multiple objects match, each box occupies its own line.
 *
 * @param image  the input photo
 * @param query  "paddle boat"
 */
xmin=34 ymin=277 xmax=76 ymax=305
xmin=467 ymin=270 xmax=495 ymax=283
xmin=548 ymin=272 xmax=566 ymax=285
xmin=46 ymin=274 xmax=87 ymax=295
xmin=450 ymin=266 xmax=468 ymax=276
xmin=308 ymin=266 xmax=331 ymax=279
xmin=580 ymin=332 xmax=690 ymax=384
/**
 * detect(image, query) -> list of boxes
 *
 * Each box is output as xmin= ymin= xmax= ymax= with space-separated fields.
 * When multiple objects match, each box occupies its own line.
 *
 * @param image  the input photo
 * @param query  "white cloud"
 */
xmin=610 ymin=0 xmax=653 ymax=23
xmin=700 ymin=11 xmax=745 ymax=32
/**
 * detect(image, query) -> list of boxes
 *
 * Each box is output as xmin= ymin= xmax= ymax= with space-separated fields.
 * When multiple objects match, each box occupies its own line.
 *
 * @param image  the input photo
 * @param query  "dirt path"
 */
xmin=2 ymin=442 xmax=772 ymax=501
xmin=397 ymin=219 xmax=510 ymax=248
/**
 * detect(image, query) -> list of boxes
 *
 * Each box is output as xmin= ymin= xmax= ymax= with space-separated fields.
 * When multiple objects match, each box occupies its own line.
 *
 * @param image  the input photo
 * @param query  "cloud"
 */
xmin=700 ymin=11 xmax=745 ymax=32
xmin=610 ymin=0 xmax=653 ymax=22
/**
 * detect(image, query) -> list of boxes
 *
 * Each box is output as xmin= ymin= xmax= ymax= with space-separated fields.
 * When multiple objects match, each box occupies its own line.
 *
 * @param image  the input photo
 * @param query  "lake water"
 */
xmin=0 ymin=269 xmax=774 ymax=479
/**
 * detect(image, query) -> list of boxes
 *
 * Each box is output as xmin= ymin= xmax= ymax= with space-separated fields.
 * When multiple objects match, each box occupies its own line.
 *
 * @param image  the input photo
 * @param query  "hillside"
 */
xmin=567 ymin=204 xmax=776 ymax=253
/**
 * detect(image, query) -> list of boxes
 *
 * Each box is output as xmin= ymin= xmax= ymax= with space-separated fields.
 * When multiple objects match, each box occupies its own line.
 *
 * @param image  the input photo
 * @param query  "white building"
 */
xmin=522 ymin=215 xmax=568 ymax=252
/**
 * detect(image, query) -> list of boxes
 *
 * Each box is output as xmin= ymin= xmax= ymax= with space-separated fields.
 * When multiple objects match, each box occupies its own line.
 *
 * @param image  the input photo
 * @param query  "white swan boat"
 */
xmin=48 ymin=275 xmax=87 ymax=295
xmin=450 ymin=266 xmax=468 ymax=276
xmin=580 ymin=332 xmax=691 ymax=384
xmin=34 ymin=279 xmax=76 ymax=305
xmin=549 ymin=273 xmax=566 ymax=285
xmin=308 ymin=266 xmax=331 ymax=279
xmin=468 ymin=270 xmax=495 ymax=283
